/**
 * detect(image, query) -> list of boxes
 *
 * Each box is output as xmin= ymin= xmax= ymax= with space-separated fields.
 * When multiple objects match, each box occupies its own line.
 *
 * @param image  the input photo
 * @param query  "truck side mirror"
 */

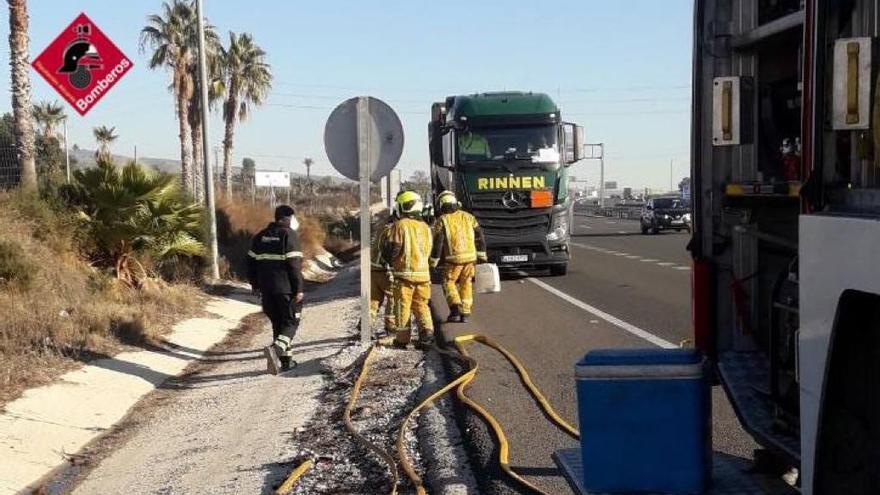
xmin=562 ymin=123 xmax=585 ymax=165
xmin=573 ymin=125 xmax=585 ymax=162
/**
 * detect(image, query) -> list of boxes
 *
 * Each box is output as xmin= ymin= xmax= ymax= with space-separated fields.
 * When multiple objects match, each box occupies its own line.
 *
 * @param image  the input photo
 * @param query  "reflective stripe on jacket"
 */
xmin=386 ymin=217 xmax=432 ymax=283
xmin=246 ymin=221 xmax=303 ymax=295
xmin=430 ymin=209 xmax=487 ymax=265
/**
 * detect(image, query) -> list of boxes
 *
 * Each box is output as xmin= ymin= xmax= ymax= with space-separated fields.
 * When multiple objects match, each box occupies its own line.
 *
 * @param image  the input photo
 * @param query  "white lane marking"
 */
xmin=605 ymin=221 xmax=617 ymax=225
xmin=618 ymin=231 xmax=628 ymax=234
xmin=571 ymin=243 xmax=686 ymax=268
xmin=529 ymin=279 xmax=676 ymax=349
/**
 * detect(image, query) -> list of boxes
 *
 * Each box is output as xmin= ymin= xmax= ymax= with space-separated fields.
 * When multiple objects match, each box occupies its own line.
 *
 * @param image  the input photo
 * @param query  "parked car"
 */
xmin=640 ymin=197 xmax=691 ymax=234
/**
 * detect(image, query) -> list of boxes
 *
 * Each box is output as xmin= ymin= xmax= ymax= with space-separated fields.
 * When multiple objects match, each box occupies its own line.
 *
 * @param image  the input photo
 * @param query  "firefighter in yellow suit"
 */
xmin=384 ymin=191 xmax=434 ymax=347
xmin=430 ymin=191 xmax=487 ymax=323
xmin=369 ymin=217 xmax=395 ymax=335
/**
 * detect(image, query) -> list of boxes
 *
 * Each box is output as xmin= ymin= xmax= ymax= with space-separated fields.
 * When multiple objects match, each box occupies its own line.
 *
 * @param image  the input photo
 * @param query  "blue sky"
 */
xmin=1 ymin=0 xmax=693 ymax=190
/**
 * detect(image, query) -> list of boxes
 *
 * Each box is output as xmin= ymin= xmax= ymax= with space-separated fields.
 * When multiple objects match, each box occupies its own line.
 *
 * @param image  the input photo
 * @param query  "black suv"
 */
xmin=640 ymin=197 xmax=691 ymax=234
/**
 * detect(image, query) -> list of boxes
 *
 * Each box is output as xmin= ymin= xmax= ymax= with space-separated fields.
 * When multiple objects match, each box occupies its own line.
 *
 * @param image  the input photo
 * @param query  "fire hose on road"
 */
xmin=277 ymin=333 xmax=582 ymax=494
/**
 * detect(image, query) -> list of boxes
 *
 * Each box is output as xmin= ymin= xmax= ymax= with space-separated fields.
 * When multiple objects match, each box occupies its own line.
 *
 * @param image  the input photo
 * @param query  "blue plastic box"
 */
xmin=576 ymin=348 xmax=711 ymax=494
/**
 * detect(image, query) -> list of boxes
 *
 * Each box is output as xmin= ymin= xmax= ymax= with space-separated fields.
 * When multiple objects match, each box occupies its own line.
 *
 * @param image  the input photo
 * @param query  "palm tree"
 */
xmin=140 ymin=0 xmax=196 ymax=195
xmin=218 ymin=31 xmax=272 ymax=195
xmin=93 ymin=125 xmax=118 ymax=162
xmin=303 ymin=157 xmax=314 ymax=195
xmin=32 ymin=101 xmax=66 ymax=141
xmin=7 ymin=0 xmax=36 ymax=190
xmin=63 ymin=161 xmax=205 ymax=286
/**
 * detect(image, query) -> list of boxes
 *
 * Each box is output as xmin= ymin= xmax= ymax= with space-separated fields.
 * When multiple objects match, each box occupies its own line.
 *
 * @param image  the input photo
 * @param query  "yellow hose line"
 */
xmin=344 ymin=344 xmax=400 ymax=495
xmin=274 ymin=459 xmax=314 ymax=495
xmin=395 ymin=348 xmax=477 ymax=495
xmin=474 ymin=335 xmax=580 ymax=440
xmin=453 ymin=338 xmax=554 ymax=495
xmin=452 ymin=334 xmax=580 ymax=495
xmin=349 ymin=332 xmax=577 ymax=495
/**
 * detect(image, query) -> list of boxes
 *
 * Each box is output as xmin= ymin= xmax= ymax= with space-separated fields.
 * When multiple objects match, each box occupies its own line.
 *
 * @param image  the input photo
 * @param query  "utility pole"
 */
xmin=670 ymin=158 xmax=674 ymax=193
xmin=196 ymin=0 xmax=219 ymax=280
xmin=133 ymin=145 xmax=138 ymax=165
xmin=63 ymin=118 xmax=70 ymax=183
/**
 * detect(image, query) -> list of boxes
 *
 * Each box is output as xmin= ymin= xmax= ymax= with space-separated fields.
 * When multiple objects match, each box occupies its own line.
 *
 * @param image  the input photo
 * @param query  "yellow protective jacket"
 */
xmin=430 ymin=209 xmax=487 ymax=266
xmin=384 ymin=217 xmax=433 ymax=283
xmin=371 ymin=223 xmax=393 ymax=272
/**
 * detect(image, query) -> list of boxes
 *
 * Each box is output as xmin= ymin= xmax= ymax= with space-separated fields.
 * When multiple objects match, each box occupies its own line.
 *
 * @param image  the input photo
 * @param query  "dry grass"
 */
xmin=0 ymin=193 xmax=203 ymax=408
xmin=215 ymin=194 xmax=355 ymax=280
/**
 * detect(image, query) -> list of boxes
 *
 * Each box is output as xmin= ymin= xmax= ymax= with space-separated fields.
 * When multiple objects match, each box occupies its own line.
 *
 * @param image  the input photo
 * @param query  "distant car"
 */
xmin=640 ymin=197 xmax=691 ymax=234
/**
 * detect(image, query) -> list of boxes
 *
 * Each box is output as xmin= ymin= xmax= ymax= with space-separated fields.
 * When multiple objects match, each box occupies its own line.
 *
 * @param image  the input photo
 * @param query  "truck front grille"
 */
xmin=474 ymin=210 xmax=550 ymax=239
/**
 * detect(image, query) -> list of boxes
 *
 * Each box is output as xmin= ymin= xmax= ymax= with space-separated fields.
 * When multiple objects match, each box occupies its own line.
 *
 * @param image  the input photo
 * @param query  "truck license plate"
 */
xmin=501 ymin=255 xmax=529 ymax=263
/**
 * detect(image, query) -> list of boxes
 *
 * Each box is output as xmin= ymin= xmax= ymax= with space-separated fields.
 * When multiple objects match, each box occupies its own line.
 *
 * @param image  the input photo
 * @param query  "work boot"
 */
xmin=460 ymin=314 xmax=470 ymax=324
xmin=264 ymin=345 xmax=282 ymax=375
xmin=280 ymin=356 xmax=298 ymax=372
xmin=447 ymin=305 xmax=462 ymax=323
xmin=392 ymin=340 xmax=409 ymax=350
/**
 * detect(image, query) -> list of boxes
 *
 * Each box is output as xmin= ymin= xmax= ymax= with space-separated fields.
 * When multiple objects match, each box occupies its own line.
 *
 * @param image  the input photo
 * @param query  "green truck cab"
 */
xmin=429 ymin=92 xmax=585 ymax=275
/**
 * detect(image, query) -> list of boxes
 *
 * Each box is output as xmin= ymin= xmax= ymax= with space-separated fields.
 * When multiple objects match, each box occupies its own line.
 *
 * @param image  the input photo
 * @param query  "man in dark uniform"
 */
xmin=247 ymin=205 xmax=304 ymax=375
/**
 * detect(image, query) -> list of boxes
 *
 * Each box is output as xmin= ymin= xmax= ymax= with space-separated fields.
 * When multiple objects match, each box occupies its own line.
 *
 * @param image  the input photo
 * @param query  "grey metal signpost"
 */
xmin=324 ymin=97 xmax=403 ymax=344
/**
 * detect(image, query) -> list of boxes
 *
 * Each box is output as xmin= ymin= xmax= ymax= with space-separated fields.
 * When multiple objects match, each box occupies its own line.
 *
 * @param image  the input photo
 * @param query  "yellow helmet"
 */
xmin=438 ymin=190 xmax=457 ymax=206
xmin=395 ymin=190 xmax=423 ymax=215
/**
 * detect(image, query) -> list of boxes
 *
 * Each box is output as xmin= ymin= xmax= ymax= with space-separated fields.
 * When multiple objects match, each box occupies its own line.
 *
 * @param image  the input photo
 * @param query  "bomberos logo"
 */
xmin=32 ymin=13 xmax=133 ymax=116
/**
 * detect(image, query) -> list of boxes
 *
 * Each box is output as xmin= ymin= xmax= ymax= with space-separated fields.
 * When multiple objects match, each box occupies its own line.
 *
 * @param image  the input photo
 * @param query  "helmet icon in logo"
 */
xmin=58 ymin=24 xmax=102 ymax=89
xmin=502 ymin=191 xmax=523 ymax=210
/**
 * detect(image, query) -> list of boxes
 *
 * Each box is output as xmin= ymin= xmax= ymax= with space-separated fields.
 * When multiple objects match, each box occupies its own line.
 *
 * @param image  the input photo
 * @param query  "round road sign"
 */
xmin=323 ymin=96 xmax=404 ymax=182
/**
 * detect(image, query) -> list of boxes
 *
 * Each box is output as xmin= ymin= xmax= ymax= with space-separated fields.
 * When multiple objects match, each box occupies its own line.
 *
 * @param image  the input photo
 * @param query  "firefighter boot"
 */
xmin=460 ymin=314 xmax=470 ymax=324
xmin=447 ymin=304 xmax=463 ymax=323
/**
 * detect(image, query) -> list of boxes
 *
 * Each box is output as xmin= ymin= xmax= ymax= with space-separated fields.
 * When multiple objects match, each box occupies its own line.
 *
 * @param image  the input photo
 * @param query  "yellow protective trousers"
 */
xmin=394 ymin=279 xmax=434 ymax=344
xmin=442 ymin=263 xmax=476 ymax=315
xmin=369 ymin=270 xmax=395 ymax=332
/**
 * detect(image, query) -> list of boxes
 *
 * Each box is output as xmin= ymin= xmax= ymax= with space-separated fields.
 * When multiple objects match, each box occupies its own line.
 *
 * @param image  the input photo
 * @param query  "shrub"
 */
xmin=61 ymin=161 xmax=205 ymax=285
xmin=0 ymin=240 xmax=35 ymax=289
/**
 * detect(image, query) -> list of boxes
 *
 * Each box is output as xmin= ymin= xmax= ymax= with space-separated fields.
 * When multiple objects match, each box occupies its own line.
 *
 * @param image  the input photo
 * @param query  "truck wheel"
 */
xmin=652 ymin=225 xmax=660 ymax=235
xmin=550 ymin=264 xmax=568 ymax=276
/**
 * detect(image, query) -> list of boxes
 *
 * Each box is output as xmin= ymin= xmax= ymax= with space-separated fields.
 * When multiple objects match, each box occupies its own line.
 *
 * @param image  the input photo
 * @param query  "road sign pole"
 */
xmin=357 ymin=97 xmax=373 ymax=345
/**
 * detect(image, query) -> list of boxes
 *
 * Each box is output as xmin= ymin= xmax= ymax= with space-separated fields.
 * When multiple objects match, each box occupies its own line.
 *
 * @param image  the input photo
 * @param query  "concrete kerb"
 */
xmin=416 ymin=346 xmax=480 ymax=495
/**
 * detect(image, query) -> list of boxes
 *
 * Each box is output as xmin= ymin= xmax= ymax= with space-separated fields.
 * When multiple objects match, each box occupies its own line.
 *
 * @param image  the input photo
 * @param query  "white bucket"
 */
xmin=474 ymin=263 xmax=501 ymax=294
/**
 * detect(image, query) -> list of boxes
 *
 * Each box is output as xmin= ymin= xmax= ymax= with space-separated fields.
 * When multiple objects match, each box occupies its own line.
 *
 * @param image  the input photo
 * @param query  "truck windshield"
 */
xmin=458 ymin=125 xmax=559 ymax=165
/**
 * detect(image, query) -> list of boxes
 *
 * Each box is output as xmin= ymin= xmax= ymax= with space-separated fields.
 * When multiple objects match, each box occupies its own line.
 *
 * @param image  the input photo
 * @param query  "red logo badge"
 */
xmin=32 ymin=13 xmax=133 ymax=116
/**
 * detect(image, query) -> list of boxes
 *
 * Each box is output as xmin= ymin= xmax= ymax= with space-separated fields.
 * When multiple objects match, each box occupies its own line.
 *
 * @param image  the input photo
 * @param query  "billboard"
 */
xmin=254 ymin=171 xmax=290 ymax=188
xmin=604 ymin=181 xmax=618 ymax=190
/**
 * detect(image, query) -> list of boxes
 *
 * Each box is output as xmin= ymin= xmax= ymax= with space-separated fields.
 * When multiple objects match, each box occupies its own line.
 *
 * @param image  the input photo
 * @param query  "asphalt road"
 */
xmin=433 ymin=214 xmax=759 ymax=495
